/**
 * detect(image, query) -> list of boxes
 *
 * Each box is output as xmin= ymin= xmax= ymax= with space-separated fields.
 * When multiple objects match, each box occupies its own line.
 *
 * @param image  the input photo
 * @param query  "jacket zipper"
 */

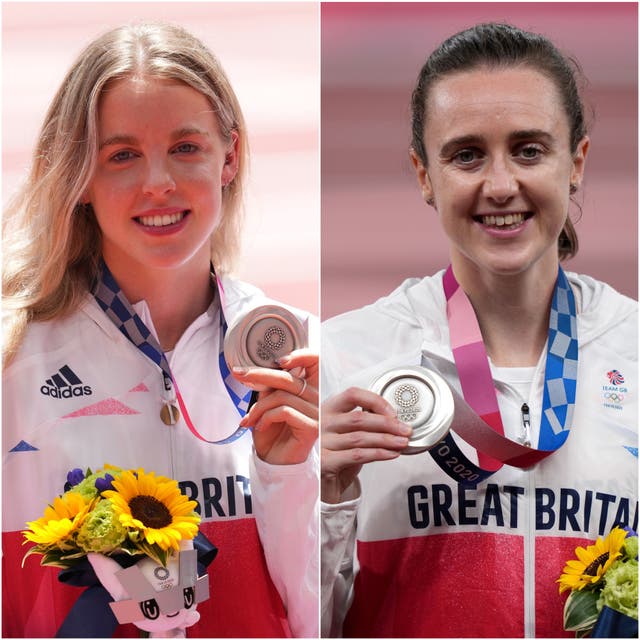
xmin=523 ymin=395 xmax=536 ymax=636
xmin=524 ymin=467 xmax=536 ymax=637
xmin=165 ymin=353 xmax=177 ymax=479
xmin=521 ymin=403 xmax=532 ymax=447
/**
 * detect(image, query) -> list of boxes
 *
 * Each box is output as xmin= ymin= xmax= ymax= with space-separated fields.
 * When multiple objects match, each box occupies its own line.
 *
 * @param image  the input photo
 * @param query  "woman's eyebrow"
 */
xmin=99 ymin=127 xmax=211 ymax=150
xmin=510 ymin=129 xmax=554 ymax=143
xmin=99 ymin=134 xmax=138 ymax=150
xmin=440 ymin=134 xmax=483 ymax=157
xmin=171 ymin=126 xmax=211 ymax=140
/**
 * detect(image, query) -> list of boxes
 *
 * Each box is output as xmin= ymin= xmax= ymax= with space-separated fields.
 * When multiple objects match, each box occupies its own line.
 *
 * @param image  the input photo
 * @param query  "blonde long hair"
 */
xmin=3 ymin=23 xmax=248 ymax=366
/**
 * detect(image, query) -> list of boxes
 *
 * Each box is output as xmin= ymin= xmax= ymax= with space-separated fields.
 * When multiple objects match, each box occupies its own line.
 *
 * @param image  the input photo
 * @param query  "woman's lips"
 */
xmin=474 ymin=211 xmax=531 ymax=229
xmin=473 ymin=211 xmax=533 ymax=237
xmin=133 ymin=209 xmax=191 ymax=234
xmin=136 ymin=209 xmax=189 ymax=227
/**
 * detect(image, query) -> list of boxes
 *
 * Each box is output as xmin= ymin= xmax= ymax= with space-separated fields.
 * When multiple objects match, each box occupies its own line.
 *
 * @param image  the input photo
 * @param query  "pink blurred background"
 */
xmin=321 ymin=2 xmax=638 ymax=319
xmin=2 ymin=2 xmax=319 ymax=314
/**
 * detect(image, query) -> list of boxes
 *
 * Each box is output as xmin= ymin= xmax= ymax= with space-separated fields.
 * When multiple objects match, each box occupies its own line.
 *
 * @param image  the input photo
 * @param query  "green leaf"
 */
xmin=112 ymin=545 xmax=143 ymax=557
xmin=39 ymin=548 xmax=86 ymax=570
xmin=21 ymin=545 xmax=43 ymax=568
xmin=135 ymin=540 xmax=169 ymax=566
xmin=564 ymin=589 xmax=600 ymax=632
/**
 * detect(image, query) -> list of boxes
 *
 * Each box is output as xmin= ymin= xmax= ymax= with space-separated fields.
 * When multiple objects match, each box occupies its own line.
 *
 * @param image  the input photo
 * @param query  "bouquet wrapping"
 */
xmin=22 ymin=465 xmax=213 ymax=637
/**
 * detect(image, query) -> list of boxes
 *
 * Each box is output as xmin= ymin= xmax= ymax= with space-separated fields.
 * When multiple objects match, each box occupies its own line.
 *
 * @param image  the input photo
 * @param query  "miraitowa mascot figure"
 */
xmin=88 ymin=540 xmax=209 ymax=638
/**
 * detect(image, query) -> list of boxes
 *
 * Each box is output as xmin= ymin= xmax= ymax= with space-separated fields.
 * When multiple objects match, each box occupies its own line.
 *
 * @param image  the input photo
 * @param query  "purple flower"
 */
xmin=66 ymin=468 xmax=85 ymax=487
xmin=95 ymin=474 xmax=115 ymax=493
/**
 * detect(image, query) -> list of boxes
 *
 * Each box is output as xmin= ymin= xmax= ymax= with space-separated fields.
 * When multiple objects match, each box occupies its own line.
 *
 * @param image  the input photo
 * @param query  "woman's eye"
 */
xmin=517 ymin=145 xmax=543 ymax=160
xmin=110 ymin=150 xmax=136 ymax=163
xmin=452 ymin=149 xmax=480 ymax=165
xmin=173 ymin=142 xmax=199 ymax=154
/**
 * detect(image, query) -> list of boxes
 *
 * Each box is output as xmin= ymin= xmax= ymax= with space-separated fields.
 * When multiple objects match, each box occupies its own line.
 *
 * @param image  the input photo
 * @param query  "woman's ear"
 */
xmin=221 ymin=130 xmax=240 ymax=187
xmin=409 ymin=148 xmax=435 ymax=206
xmin=570 ymin=135 xmax=590 ymax=189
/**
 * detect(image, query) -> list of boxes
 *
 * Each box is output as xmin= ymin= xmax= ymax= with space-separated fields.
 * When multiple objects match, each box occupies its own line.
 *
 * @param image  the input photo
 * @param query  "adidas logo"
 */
xmin=40 ymin=365 xmax=93 ymax=399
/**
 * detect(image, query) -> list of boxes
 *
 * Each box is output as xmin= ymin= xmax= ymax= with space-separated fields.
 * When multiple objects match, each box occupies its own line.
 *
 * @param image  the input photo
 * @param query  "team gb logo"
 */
xmin=607 ymin=370 xmax=625 ymax=385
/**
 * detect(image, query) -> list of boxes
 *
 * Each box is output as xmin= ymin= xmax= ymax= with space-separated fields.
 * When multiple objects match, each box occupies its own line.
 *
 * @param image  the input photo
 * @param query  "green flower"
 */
xmin=623 ymin=536 xmax=638 ymax=561
xmin=598 ymin=558 xmax=638 ymax=620
xmin=76 ymin=500 xmax=126 ymax=553
xmin=74 ymin=466 xmax=123 ymax=501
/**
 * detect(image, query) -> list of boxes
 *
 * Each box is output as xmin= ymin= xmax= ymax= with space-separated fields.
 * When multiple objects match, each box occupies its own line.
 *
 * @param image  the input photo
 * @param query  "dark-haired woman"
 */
xmin=321 ymin=23 xmax=637 ymax=638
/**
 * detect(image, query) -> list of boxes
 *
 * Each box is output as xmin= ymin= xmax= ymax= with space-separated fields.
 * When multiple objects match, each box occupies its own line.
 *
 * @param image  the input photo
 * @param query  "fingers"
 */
xmin=323 ymin=426 xmax=410 ymax=454
xmin=232 ymin=366 xmax=318 ymax=404
xmin=323 ymin=407 xmax=411 ymax=453
xmin=245 ymin=404 xmax=319 ymax=440
xmin=321 ymin=386 xmax=411 ymax=471
xmin=320 ymin=397 xmax=410 ymax=503
xmin=318 ymin=386 xmax=410 ymax=502
xmin=277 ymin=349 xmax=319 ymax=386
xmin=322 ymin=387 xmax=410 ymax=439
xmin=324 ymin=407 xmax=410 ymax=438
xmin=321 ymin=443 xmax=404 ymax=471
xmin=276 ymin=348 xmax=318 ymax=371
xmin=240 ymin=389 xmax=318 ymax=427
xmin=323 ymin=386 xmax=397 ymax=418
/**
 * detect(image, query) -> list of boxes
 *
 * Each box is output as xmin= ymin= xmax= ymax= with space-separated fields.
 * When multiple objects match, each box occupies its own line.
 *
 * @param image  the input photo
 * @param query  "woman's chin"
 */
xmin=458 ymin=248 xmax=557 ymax=280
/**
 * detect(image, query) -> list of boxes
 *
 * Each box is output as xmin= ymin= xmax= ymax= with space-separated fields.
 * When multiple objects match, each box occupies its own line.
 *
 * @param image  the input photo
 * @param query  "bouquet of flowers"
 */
xmin=558 ymin=526 xmax=638 ymax=638
xmin=22 ymin=464 xmax=200 ymax=568
xmin=22 ymin=465 xmax=210 ymax=637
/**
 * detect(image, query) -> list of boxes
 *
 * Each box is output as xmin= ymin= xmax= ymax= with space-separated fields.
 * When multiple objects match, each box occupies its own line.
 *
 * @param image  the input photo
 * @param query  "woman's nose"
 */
xmin=143 ymin=158 xmax=176 ymax=197
xmin=482 ymin=158 xmax=518 ymax=202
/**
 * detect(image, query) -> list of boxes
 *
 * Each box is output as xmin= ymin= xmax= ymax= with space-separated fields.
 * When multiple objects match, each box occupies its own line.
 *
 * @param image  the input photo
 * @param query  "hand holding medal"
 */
xmin=225 ymin=306 xmax=319 ymax=465
xmin=320 ymin=388 xmax=412 ymax=504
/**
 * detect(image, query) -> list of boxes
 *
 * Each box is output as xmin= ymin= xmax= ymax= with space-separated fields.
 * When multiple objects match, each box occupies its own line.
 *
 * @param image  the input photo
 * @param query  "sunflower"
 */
xmin=558 ymin=527 xmax=628 ymax=593
xmin=102 ymin=469 xmax=200 ymax=551
xmin=23 ymin=491 xmax=92 ymax=547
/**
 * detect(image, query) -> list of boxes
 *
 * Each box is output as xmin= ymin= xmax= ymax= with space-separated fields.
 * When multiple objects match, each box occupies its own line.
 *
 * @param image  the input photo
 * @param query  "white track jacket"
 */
xmin=4 ymin=276 xmax=318 ymax=638
xmin=321 ymin=271 xmax=637 ymax=638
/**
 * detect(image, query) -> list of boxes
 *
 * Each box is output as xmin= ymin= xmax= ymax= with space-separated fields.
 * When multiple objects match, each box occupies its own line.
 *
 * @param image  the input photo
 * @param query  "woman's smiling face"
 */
xmin=413 ymin=66 xmax=589 ymax=278
xmin=86 ymin=76 xmax=238 ymax=277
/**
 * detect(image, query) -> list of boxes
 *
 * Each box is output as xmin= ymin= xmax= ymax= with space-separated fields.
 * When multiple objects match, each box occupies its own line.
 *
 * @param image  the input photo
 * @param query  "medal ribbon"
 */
xmin=92 ymin=260 xmax=252 ymax=444
xmin=431 ymin=265 xmax=578 ymax=485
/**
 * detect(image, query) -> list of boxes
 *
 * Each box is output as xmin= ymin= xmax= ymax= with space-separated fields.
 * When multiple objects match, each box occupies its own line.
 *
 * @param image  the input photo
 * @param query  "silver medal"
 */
xmin=370 ymin=366 xmax=454 ymax=454
xmin=224 ymin=305 xmax=307 ymax=370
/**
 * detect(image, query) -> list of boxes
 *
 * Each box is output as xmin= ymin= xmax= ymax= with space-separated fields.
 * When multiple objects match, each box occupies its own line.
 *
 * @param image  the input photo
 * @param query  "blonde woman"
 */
xmin=3 ymin=23 xmax=318 ymax=638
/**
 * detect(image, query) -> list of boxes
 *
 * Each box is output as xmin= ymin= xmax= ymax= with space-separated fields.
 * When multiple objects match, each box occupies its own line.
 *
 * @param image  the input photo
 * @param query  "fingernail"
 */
xmin=393 ymin=436 xmax=409 ymax=446
xmin=275 ymin=355 xmax=291 ymax=366
xmin=232 ymin=367 xmax=250 ymax=375
xmin=398 ymin=423 xmax=412 ymax=436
